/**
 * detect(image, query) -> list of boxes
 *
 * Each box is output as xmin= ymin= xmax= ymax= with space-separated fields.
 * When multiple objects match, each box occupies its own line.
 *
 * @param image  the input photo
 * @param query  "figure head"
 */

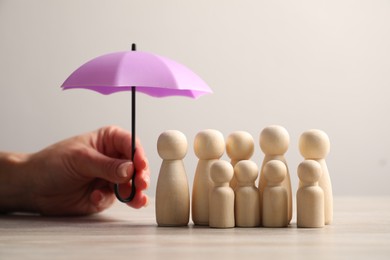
xmin=226 ymin=131 xmax=254 ymax=161
xmin=263 ymin=160 xmax=287 ymax=184
xmin=157 ymin=130 xmax=187 ymax=160
xmin=194 ymin=129 xmax=225 ymax=160
xmin=210 ymin=160 xmax=234 ymax=184
xmin=297 ymin=160 xmax=322 ymax=184
xmin=234 ymin=160 xmax=258 ymax=184
xmin=259 ymin=125 xmax=290 ymax=155
xmin=299 ymin=129 xmax=330 ymax=159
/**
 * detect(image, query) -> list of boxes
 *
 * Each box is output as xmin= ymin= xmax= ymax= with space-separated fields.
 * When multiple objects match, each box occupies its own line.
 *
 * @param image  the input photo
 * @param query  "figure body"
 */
xmin=209 ymin=160 xmax=235 ymax=228
xmin=262 ymin=160 xmax=288 ymax=228
xmin=156 ymin=130 xmax=189 ymax=226
xmin=297 ymin=160 xmax=325 ymax=228
xmin=234 ymin=160 xmax=260 ymax=227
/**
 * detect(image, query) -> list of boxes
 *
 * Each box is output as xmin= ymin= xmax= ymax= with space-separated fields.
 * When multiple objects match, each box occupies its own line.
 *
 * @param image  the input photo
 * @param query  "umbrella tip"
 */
xmin=131 ymin=43 xmax=136 ymax=51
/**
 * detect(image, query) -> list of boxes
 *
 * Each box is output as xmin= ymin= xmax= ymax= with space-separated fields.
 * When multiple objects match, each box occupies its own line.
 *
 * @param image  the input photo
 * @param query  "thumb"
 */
xmin=80 ymin=150 xmax=134 ymax=183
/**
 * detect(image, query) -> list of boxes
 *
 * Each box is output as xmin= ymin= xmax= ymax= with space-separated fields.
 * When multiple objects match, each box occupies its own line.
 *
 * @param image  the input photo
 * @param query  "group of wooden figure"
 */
xmin=155 ymin=125 xmax=333 ymax=228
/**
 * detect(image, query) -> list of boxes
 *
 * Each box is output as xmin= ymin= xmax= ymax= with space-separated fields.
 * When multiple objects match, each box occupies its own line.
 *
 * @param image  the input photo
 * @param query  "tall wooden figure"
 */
xmin=299 ymin=129 xmax=333 ymax=225
xmin=156 ymin=130 xmax=189 ymax=226
xmin=234 ymin=160 xmax=260 ymax=227
xmin=297 ymin=160 xmax=325 ymax=228
xmin=262 ymin=160 xmax=289 ymax=228
xmin=258 ymin=125 xmax=293 ymax=224
xmin=192 ymin=129 xmax=225 ymax=226
xmin=209 ymin=160 xmax=235 ymax=228
xmin=226 ymin=131 xmax=255 ymax=190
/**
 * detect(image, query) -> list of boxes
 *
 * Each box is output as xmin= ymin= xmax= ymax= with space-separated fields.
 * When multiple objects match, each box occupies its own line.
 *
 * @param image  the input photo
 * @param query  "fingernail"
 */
xmin=117 ymin=162 xmax=132 ymax=178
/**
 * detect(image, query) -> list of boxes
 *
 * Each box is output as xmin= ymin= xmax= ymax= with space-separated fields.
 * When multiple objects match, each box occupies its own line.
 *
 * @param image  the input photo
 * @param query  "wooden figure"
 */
xmin=156 ymin=130 xmax=190 ymax=226
xmin=299 ymin=129 xmax=333 ymax=225
xmin=226 ymin=131 xmax=255 ymax=190
xmin=234 ymin=160 xmax=260 ymax=227
xmin=297 ymin=160 xmax=325 ymax=228
xmin=258 ymin=125 xmax=292 ymax=224
xmin=209 ymin=160 xmax=235 ymax=228
xmin=262 ymin=160 xmax=288 ymax=228
xmin=192 ymin=129 xmax=225 ymax=226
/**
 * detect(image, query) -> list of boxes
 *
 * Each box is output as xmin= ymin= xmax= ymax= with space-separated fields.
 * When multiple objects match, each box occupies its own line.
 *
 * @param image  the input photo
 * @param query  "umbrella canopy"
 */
xmin=61 ymin=44 xmax=212 ymax=203
xmin=61 ymin=51 xmax=212 ymax=98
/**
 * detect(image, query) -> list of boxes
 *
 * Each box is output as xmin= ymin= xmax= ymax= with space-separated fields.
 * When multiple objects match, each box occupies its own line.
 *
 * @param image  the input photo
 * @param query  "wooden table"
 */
xmin=1 ymin=197 xmax=390 ymax=259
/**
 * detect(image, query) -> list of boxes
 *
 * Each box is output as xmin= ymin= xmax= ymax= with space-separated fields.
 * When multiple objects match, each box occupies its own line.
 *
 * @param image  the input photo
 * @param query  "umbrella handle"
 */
xmin=114 ymin=173 xmax=136 ymax=202
xmin=114 ymin=84 xmax=137 ymax=203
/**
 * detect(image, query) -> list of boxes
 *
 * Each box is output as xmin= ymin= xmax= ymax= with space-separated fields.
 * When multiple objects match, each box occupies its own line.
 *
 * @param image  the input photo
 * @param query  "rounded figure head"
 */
xmin=210 ymin=160 xmax=234 ymax=184
xmin=194 ymin=129 xmax=225 ymax=160
xmin=298 ymin=160 xmax=322 ymax=184
xmin=263 ymin=160 xmax=287 ymax=184
xmin=226 ymin=131 xmax=254 ymax=161
xmin=234 ymin=160 xmax=258 ymax=184
xmin=157 ymin=130 xmax=188 ymax=160
xmin=259 ymin=125 xmax=290 ymax=155
xmin=299 ymin=129 xmax=330 ymax=159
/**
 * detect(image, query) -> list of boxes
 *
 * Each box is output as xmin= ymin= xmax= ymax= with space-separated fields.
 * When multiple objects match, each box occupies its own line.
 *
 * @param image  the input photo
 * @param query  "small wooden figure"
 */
xmin=262 ymin=160 xmax=288 ymax=228
xmin=209 ymin=160 xmax=235 ymax=228
xmin=192 ymin=129 xmax=225 ymax=226
xmin=297 ymin=160 xmax=325 ymax=228
xmin=234 ymin=160 xmax=260 ymax=227
xmin=258 ymin=125 xmax=293 ymax=224
xmin=156 ymin=130 xmax=190 ymax=226
xmin=226 ymin=131 xmax=255 ymax=190
xmin=299 ymin=129 xmax=333 ymax=225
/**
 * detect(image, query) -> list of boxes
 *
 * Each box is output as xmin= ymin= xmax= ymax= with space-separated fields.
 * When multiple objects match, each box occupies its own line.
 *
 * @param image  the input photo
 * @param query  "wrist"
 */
xmin=0 ymin=152 xmax=36 ymax=213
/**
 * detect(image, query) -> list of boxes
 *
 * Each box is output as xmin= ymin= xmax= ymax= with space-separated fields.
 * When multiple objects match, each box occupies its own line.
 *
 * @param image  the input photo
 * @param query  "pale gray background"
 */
xmin=1 ymin=0 xmax=389 ymax=196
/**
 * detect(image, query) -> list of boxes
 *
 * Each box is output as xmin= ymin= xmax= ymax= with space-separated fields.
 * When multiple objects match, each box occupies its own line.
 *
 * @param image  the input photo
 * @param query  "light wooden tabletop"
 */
xmin=1 ymin=197 xmax=389 ymax=260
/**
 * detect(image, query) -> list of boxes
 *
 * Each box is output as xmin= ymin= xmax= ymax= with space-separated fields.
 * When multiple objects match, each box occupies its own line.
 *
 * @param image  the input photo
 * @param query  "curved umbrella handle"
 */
xmin=114 ymin=172 xmax=136 ymax=202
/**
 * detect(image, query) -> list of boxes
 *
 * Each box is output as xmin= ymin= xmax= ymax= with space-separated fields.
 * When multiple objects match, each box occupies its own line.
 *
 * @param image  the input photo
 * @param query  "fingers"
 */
xmin=90 ymin=188 xmax=116 ymax=212
xmin=94 ymin=126 xmax=148 ymax=170
xmin=76 ymin=126 xmax=150 ymax=208
xmin=127 ymin=191 xmax=149 ymax=209
xmin=115 ymin=168 xmax=150 ymax=208
xmin=134 ymin=145 xmax=148 ymax=171
xmin=78 ymin=148 xmax=135 ymax=184
xmin=128 ymin=168 xmax=150 ymax=208
xmin=89 ymin=179 xmax=116 ymax=213
xmin=81 ymin=148 xmax=149 ymax=186
xmin=97 ymin=125 xmax=149 ymax=174
xmin=88 ymin=171 xmax=149 ymax=213
xmin=115 ymin=168 xmax=150 ymax=194
xmin=135 ymin=167 xmax=150 ymax=190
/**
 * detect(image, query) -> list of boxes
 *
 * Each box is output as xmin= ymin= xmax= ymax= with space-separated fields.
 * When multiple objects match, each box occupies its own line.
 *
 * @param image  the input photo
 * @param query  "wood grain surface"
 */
xmin=1 ymin=197 xmax=389 ymax=259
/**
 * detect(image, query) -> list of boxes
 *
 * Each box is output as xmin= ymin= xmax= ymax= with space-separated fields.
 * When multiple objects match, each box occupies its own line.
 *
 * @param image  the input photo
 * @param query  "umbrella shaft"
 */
xmin=113 ymin=86 xmax=137 ymax=203
xmin=132 ymin=86 xmax=136 ymax=161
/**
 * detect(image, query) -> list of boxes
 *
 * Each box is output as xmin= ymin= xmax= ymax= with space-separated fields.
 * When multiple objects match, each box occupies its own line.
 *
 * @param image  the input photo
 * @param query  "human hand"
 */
xmin=11 ymin=126 xmax=149 ymax=216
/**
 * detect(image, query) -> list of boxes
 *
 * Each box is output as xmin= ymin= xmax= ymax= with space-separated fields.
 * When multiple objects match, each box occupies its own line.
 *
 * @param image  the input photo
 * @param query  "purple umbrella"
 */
xmin=61 ymin=44 xmax=212 ymax=202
